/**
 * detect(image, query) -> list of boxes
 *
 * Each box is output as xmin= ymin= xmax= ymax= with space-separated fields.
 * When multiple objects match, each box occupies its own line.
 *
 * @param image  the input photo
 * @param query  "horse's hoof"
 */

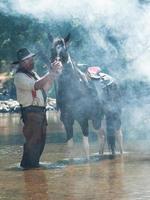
xmin=68 ymin=158 xmax=74 ymax=164
xmin=120 ymin=149 xmax=124 ymax=155
xmin=111 ymin=149 xmax=116 ymax=155
xmin=86 ymin=156 xmax=90 ymax=162
xmin=109 ymin=154 xmax=116 ymax=159
xmin=99 ymin=150 xmax=104 ymax=155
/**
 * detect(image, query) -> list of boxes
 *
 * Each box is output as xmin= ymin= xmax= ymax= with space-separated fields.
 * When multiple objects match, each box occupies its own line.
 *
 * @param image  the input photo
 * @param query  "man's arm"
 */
xmin=34 ymin=60 xmax=62 ymax=90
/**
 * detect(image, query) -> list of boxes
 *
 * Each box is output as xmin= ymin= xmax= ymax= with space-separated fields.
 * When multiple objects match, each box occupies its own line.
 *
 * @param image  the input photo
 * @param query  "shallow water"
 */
xmin=0 ymin=112 xmax=150 ymax=200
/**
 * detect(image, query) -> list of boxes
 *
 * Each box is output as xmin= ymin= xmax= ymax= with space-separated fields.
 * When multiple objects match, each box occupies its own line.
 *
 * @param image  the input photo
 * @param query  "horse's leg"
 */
xmin=96 ymin=118 xmax=106 ymax=155
xmin=115 ymin=128 xmax=123 ymax=154
xmin=78 ymin=120 xmax=90 ymax=160
xmin=67 ymin=138 xmax=74 ymax=159
xmin=107 ymin=135 xmax=116 ymax=155
xmin=106 ymin=115 xmax=116 ymax=155
xmin=98 ymin=127 xmax=105 ymax=155
xmin=62 ymin=116 xmax=74 ymax=159
xmin=83 ymin=136 xmax=90 ymax=160
xmin=106 ymin=112 xmax=123 ymax=155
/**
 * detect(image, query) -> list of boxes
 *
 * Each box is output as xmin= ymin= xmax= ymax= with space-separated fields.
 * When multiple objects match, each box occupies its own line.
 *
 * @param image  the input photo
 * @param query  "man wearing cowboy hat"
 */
xmin=13 ymin=48 xmax=62 ymax=169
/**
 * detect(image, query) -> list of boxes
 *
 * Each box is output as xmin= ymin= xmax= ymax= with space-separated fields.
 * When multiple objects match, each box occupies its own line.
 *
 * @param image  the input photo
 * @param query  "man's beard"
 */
xmin=30 ymin=63 xmax=34 ymax=70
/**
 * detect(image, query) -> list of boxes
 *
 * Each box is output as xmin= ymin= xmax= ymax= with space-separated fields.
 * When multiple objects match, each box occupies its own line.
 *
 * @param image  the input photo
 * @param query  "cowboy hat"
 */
xmin=12 ymin=48 xmax=36 ymax=64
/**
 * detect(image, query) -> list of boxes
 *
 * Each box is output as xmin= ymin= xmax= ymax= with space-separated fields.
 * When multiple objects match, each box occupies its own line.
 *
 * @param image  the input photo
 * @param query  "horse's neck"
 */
xmin=67 ymin=55 xmax=76 ymax=71
xmin=61 ymin=56 xmax=76 ymax=77
xmin=67 ymin=56 xmax=88 ymax=81
xmin=60 ymin=55 xmax=89 ymax=90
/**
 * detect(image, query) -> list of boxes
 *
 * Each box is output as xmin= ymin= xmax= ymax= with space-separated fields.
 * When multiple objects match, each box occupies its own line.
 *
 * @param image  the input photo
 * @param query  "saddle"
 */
xmin=87 ymin=66 xmax=114 ymax=87
xmin=87 ymin=66 xmax=120 ymax=107
xmin=87 ymin=66 xmax=101 ymax=80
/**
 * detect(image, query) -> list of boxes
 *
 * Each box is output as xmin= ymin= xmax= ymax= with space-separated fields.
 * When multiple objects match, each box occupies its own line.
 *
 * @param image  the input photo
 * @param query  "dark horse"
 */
xmin=49 ymin=34 xmax=122 ymax=158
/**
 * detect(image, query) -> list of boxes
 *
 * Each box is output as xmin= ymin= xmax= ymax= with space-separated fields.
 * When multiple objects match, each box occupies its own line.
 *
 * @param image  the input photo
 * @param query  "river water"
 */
xmin=0 ymin=112 xmax=150 ymax=200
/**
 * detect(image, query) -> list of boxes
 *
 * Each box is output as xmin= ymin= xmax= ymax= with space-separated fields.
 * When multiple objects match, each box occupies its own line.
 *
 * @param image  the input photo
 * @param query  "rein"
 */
xmin=66 ymin=54 xmax=88 ymax=83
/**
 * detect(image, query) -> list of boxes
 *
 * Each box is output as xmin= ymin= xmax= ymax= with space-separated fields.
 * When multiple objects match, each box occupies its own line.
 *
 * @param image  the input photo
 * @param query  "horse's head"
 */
xmin=49 ymin=33 xmax=71 ymax=64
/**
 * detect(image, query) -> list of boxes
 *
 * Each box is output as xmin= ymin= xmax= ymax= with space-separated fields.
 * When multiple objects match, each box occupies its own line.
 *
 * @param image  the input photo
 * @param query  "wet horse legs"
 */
xmin=79 ymin=120 xmax=90 ymax=160
xmin=115 ymin=129 xmax=123 ymax=154
xmin=63 ymin=117 xmax=74 ymax=159
xmin=98 ymin=127 xmax=105 ymax=155
xmin=98 ymin=128 xmax=123 ymax=155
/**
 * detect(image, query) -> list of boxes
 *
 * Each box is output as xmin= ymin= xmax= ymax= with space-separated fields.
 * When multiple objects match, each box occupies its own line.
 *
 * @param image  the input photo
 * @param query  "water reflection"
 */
xmin=0 ymin=112 xmax=65 ymax=136
xmin=1 ymin=113 xmax=150 ymax=200
xmin=106 ymin=158 xmax=124 ymax=200
xmin=46 ymin=157 xmax=125 ymax=200
xmin=23 ymin=170 xmax=48 ymax=200
xmin=0 ymin=113 xmax=22 ymax=135
xmin=67 ymin=165 xmax=91 ymax=200
xmin=0 ymin=112 xmax=66 ymax=145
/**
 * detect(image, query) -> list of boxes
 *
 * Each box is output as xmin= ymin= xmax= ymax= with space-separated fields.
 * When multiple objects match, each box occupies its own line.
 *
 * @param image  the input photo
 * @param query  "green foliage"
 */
xmin=0 ymin=13 xmax=48 ymax=71
xmin=0 ymin=11 xmax=125 ymax=97
xmin=0 ymin=13 xmax=82 ymax=97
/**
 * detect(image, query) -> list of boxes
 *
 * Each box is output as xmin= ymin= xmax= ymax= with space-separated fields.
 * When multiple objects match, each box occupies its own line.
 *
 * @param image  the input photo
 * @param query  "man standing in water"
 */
xmin=13 ymin=48 xmax=62 ymax=169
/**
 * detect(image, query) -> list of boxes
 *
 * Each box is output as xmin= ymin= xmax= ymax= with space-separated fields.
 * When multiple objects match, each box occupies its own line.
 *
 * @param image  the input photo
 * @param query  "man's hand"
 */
xmin=50 ymin=60 xmax=63 ymax=77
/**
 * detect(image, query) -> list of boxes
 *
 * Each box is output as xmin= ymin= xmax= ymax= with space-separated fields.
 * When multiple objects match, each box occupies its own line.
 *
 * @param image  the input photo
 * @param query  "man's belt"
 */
xmin=22 ymin=105 xmax=46 ymax=113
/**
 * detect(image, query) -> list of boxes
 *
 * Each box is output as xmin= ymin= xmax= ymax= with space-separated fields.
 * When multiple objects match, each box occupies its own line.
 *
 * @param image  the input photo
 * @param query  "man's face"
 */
xmin=20 ymin=57 xmax=34 ymax=70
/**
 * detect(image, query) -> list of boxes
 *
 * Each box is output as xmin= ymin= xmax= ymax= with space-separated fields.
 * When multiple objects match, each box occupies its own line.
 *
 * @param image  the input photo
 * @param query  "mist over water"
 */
xmin=1 ymin=0 xmax=150 ymax=143
xmin=1 ymin=0 xmax=149 ymax=78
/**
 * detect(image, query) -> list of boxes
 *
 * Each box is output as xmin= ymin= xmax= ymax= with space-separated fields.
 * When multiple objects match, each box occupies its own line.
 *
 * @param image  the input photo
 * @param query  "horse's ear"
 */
xmin=64 ymin=33 xmax=71 ymax=44
xmin=47 ymin=32 xmax=53 ymax=43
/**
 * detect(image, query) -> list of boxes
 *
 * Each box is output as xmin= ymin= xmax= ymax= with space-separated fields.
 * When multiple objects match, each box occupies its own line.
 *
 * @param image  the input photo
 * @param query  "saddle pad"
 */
xmin=87 ymin=66 xmax=101 ymax=79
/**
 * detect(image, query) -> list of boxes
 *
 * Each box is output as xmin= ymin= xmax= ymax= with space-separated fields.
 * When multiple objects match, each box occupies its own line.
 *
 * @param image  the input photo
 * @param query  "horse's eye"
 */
xmin=56 ymin=45 xmax=62 ymax=51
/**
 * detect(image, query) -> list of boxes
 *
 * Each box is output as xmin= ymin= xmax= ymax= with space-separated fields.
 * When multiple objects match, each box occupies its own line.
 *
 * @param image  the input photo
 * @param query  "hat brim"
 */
xmin=11 ymin=53 xmax=36 ymax=65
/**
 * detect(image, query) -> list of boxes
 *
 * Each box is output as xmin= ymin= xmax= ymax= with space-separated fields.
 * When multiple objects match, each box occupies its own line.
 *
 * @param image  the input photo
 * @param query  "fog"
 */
xmin=1 ymin=0 xmax=150 ymax=144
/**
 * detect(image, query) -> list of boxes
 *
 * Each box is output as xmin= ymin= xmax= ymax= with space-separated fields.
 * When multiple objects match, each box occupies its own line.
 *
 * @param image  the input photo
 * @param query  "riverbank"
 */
xmin=0 ymin=98 xmax=56 ymax=113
